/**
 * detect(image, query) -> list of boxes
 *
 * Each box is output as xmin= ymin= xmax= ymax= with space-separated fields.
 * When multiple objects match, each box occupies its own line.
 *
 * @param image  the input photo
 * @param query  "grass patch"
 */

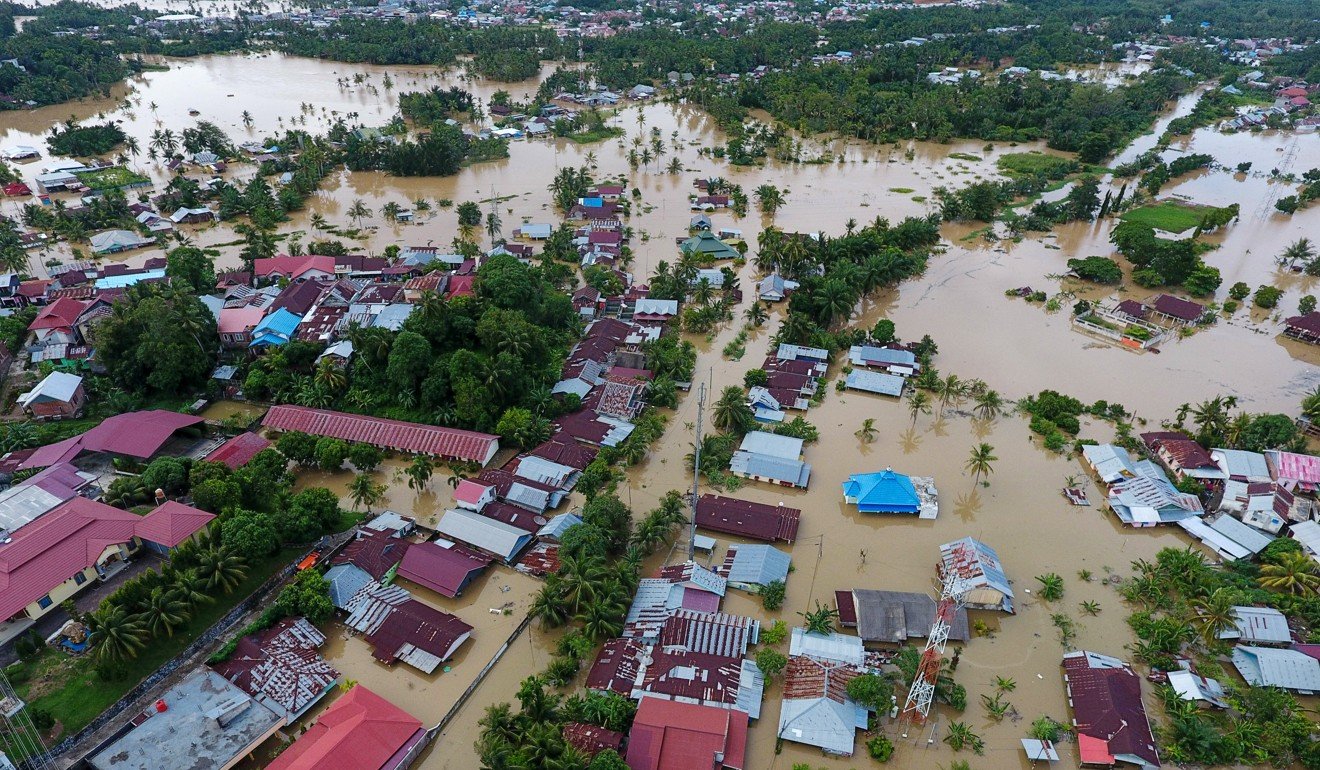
xmin=997 ymin=152 xmax=1078 ymax=180
xmin=1120 ymin=201 xmax=1208 ymax=233
xmin=8 ymin=548 xmax=297 ymax=740
xmin=911 ymin=195 xmax=927 ymax=202
xmin=74 ymin=167 xmax=151 ymax=190
xmin=948 ymin=152 xmax=982 ymax=162
xmin=888 ymin=187 xmax=915 ymax=194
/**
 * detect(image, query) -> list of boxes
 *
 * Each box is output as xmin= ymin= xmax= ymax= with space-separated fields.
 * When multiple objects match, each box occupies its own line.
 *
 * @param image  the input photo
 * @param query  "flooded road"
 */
xmin=4 ymin=53 xmax=1318 ymax=766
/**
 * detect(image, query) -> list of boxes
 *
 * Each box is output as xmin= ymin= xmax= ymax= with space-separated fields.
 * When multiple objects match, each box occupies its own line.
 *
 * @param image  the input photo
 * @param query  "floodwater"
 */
xmin=6 ymin=53 xmax=1319 ymax=766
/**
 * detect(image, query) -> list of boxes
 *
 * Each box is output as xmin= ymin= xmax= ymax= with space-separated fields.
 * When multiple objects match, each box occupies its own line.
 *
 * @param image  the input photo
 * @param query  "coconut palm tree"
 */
xmin=1188 ymin=588 xmax=1237 ymax=643
xmin=196 ymin=546 xmax=247 ymax=594
xmin=973 ymin=389 xmax=1005 ymax=420
xmin=380 ymin=201 xmax=402 ymax=222
xmin=141 ymin=586 xmax=190 ymax=637
xmin=578 ymin=598 xmax=626 ymax=642
xmin=349 ymin=472 xmax=386 ymax=512
xmin=173 ymin=569 xmax=213 ymax=610
xmin=1279 ymin=237 xmax=1315 ymax=266
xmin=406 ymin=454 xmax=435 ymax=495
xmin=530 ymin=580 xmax=571 ymax=628
xmin=1301 ymin=386 xmax=1320 ymax=424
xmin=1080 ymin=600 xmax=1101 ymax=615
xmin=745 ymin=301 xmax=768 ymax=327
xmin=347 ymin=198 xmax=371 ymax=228
xmin=965 ymin=443 xmax=997 ymax=485
xmin=241 ymin=110 xmax=254 ymax=128
xmin=855 ymin=418 xmax=878 ymax=444
xmin=944 ymin=721 xmax=983 ymax=753
xmin=907 ymin=390 xmax=932 ymax=427
xmin=1258 ymin=551 xmax=1320 ymax=596
xmin=712 ymin=386 xmax=754 ymax=434
xmin=755 ymin=184 xmax=785 ymax=219
xmin=89 ymin=606 xmax=148 ymax=663
xmin=937 ymin=374 xmax=966 ymax=411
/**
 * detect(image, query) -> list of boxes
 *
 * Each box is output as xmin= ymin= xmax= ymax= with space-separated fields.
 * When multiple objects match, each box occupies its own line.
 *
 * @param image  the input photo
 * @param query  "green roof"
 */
xmin=680 ymin=230 xmax=740 ymax=260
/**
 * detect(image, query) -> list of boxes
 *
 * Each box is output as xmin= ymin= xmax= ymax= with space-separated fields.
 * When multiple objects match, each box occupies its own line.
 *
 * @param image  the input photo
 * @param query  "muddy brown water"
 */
xmin=6 ymin=54 xmax=1318 ymax=766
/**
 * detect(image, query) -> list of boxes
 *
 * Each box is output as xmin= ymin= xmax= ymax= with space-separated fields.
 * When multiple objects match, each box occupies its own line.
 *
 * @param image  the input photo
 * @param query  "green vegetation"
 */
xmin=1120 ymin=202 xmax=1209 ymax=233
xmin=1067 ymin=256 xmax=1123 ymax=285
xmin=398 ymin=86 xmax=475 ymax=127
xmin=46 ymin=120 xmax=128 ymax=157
xmin=996 ymin=152 xmax=1078 ymax=181
xmin=75 ymin=166 xmax=150 ymax=191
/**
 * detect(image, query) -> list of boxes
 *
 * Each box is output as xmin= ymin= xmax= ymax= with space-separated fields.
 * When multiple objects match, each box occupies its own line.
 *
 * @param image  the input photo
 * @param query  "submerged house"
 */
xmin=1061 ymin=651 xmax=1160 ymax=770
xmin=938 ymin=537 xmax=1014 ymax=613
xmin=776 ymin=629 xmax=868 ymax=756
xmin=842 ymin=469 xmax=930 ymax=516
xmin=838 ymin=589 xmax=969 ymax=646
xmin=209 ymin=617 xmax=341 ymax=722
xmin=729 ymin=431 xmax=811 ymax=489
xmin=1231 ymin=646 xmax=1320 ymax=693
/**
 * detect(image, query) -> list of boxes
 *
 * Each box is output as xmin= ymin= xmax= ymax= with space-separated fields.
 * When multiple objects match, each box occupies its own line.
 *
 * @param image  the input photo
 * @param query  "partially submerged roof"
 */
xmin=721 ymin=543 xmax=790 ymax=588
xmin=842 ymin=469 xmax=920 ymax=513
xmin=695 ymin=494 xmax=800 ymax=542
xmin=847 ymin=589 xmax=969 ymax=644
xmin=1062 ymin=651 xmax=1160 ymax=769
xmin=434 ymin=508 xmax=533 ymax=562
xmin=1231 ymin=646 xmax=1320 ymax=693
xmin=395 ymin=541 xmax=491 ymax=598
xmin=266 ymin=685 xmax=425 ymax=770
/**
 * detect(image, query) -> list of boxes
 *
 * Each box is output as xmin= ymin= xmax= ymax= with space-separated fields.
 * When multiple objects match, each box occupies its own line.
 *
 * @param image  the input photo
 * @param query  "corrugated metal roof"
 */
xmin=730 ymin=451 xmax=811 ymax=487
xmin=263 ymin=405 xmax=498 ymax=465
xmin=722 ymin=543 xmax=791 ymax=587
xmin=939 ymin=537 xmax=1014 ymax=611
xmin=434 ymin=508 xmax=532 ymax=562
xmin=1231 ymin=646 xmax=1320 ymax=692
xmin=1082 ymin=444 xmax=1137 ymax=484
xmin=789 ymin=628 xmax=864 ymax=665
xmin=844 ymin=370 xmax=905 ymax=396
xmin=738 ymin=431 xmax=803 ymax=460
xmin=1222 ymin=606 xmax=1292 ymax=645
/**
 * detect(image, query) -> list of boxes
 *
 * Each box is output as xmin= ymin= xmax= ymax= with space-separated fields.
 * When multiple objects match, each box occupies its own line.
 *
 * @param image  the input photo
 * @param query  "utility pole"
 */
xmin=687 ymin=382 xmax=706 ymax=560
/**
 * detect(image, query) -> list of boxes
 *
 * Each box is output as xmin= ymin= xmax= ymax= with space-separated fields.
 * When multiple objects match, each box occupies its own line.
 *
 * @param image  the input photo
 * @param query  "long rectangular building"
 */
xmin=263 ymin=405 xmax=499 ymax=465
xmin=695 ymin=494 xmax=800 ymax=543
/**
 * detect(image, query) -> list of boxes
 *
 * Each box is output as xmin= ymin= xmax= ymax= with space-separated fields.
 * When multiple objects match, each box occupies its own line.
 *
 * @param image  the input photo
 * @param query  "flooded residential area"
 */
xmin=0 ymin=2 xmax=1318 ymax=770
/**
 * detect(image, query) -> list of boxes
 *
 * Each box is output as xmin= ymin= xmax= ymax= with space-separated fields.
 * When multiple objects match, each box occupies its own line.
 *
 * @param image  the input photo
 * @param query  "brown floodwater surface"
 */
xmin=8 ymin=54 xmax=1318 ymax=766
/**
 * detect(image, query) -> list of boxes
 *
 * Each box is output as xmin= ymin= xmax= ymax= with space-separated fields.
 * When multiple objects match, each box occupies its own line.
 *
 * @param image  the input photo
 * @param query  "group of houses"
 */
xmin=746 ymin=343 xmax=827 ymax=424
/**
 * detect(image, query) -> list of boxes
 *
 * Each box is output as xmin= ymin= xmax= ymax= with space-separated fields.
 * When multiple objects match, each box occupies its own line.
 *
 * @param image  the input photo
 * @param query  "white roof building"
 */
xmin=434 ymin=508 xmax=532 ymax=563
xmin=17 ymin=371 xmax=83 ymax=410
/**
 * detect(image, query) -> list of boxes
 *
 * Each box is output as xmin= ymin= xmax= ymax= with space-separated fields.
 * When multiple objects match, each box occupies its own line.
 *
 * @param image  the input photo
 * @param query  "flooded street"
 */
xmin=5 ymin=52 xmax=1319 ymax=766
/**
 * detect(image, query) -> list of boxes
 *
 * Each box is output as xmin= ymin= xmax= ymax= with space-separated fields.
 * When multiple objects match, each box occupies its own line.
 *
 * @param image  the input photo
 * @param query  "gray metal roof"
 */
xmin=789 ymin=628 xmax=864 ymax=665
xmin=1231 ymin=646 xmax=1320 ymax=692
xmin=436 ymin=508 xmax=533 ymax=561
xmin=777 ymin=694 xmax=865 ymax=755
xmin=738 ymin=431 xmax=803 ymax=460
xmin=1082 ymin=444 xmax=1137 ymax=484
xmin=0 ymin=484 xmax=69 ymax=536
xmin=730 ymin=451 xmax=811 ymax=487
xmin=844 ymin=370 xmax=904 ymax=397
xmin=848 ymin=345 xmax=917 ymax=368
xmin=324 ymin=563 xmax=374 ymax=610
xmin=724 ymin=543 xmax=790 ymax=587
xmin=1207 ymin=514 xmax=1275 ymax=555
xmin=850 ymin=589 xmax=970 ymax=644
xmin=1221 ymin=606 xmax=1292 ymax=645
xmin=87 ymin=669 xmax=282 ymax=770
xmin=17 ymin=370 xmax=82 ymax=407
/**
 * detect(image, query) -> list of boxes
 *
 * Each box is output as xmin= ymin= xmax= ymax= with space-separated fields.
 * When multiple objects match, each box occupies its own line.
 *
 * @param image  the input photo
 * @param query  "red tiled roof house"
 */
xmin=266 ymin=685 xmax=426 ymax=770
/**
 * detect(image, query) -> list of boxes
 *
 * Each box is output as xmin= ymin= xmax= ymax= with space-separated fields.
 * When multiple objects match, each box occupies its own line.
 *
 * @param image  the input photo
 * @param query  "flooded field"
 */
xmin=5 ymin=52 xmax=1319 ymax=767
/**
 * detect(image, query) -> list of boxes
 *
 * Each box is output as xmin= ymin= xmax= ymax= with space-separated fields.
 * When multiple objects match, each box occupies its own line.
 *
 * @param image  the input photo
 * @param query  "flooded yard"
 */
xmin=4 ymin=51 xmax=1319 ymax=767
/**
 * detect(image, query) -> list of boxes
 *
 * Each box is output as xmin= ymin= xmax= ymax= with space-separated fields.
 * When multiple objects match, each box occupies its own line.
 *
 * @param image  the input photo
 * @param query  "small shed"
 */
xmin=719 ymin=543 xmax=790 ymax=591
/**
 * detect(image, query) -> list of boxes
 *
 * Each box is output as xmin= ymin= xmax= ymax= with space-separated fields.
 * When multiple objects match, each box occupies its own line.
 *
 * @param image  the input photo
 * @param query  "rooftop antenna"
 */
xmin=687 ymin=381 xmax=706 ymax=560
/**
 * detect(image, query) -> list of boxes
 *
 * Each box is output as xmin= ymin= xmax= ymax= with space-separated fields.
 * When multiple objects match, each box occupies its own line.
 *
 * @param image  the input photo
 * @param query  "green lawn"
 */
xmin=8 ymin=549 xmax=297 ymax=741
xmin=568 ymin=126 xmax=625 ymax=145
xmin=1120 ymin=201 xmax=1207 ymax=233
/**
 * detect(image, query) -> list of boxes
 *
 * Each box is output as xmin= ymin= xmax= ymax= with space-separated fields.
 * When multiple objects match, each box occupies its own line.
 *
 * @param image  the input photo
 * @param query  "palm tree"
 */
xmin=855 ymin=418 xmax=877 ymax=443
xmin=310 ymin=212 xmax=328 ymax=233
xmin=347 ymin=198 xmax=371 ymax=228
xmin=406 ymin=454 xmax=435 ymax=495
xmin=1258 ymin=551 xmax=1320 ymax=595
xmin=485 ymin=210 xmax=502 ymax=247
xmin=380 ymin=201 xmax=402 ymax=222
xmin=1301 ymin=386 xmax=1320 ymax=424
xmin=965 ymin=443 xmax=997 ymax=485
xmin=812 ymin=280 xmax=855 ymax=328
xmin=944 ymin=721 xmax=983 ymax=753
xmin=755 ymin=184 xmax=785 ymax=219
xmin=173 ymin=569 xmax=213 ymax=610
xmin=141 ymin=586 xmax=190 ymax=638
xmin=241 ymin=110 xmax=254 ymax=128
xmin=89 ymin=606 xmax=148 ymax=663
xmin=1279 ymin=237 xmax=1315 ymax=266
xmin=973 ymin=389 xmax=1005 ymax=420
xmin=745 ymin=301 xmax=768 ymax=327
xmin=314 ymin=359 xmax=347 ymax=392
xmin=907 ymin=390 xmax=932 ymax=427
xmin=712 ymin=386 xmax=754 ymax=434
xmin=349 ymin=473 xmax=386 ymax=512
xmin=530 ymin=581 xmax=571 ymax=628
xmin=1188 ymin=588 xmax=1237 ymax=643
xmin=196 ymin=546 xmax=247 ymax=594
xmin=937 ymin=374 xmax=966 ymax=411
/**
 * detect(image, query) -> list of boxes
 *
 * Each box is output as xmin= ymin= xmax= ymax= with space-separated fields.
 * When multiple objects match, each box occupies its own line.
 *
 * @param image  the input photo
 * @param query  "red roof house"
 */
xmin=563 ymin=722 xmax=623 ymax=758
xmin=263 ymin=405 xmax=499 ymax=466
xmin=625 ymin=698 xmax=748 ymax=770
xmin=364 ymin=599 xmax=474 ymax=673
xmin=253 ymin=255 xmax=335 ymax=282
xmin=209 ymin=617 xmax=340 ymax=721
xmin=395 ymin=541 xmax=491 ymax=598
xmin=133 ymin=501 xmax=216 ymax=549
xmin=206 ymin=432 xmax=273 ymax=469
xmin=0 ymin=497 xmax=212 ymax=623
xmin=696 ymin=494 xmax=801 ymax=542
xmin=1148 ymin=294 xmax=1204 ymax=323
xmin=266 ymin=685 xmax=425 ymax=770
xmin=19 ymin=410 xmax=204 ymax=470
xmin=1062 ymin=651 xmax=1160 ymax=769
xmin=28 ymin=297 xmax=88 ymax=342
xmin=446 ymin=274 xmax=475 ymax=298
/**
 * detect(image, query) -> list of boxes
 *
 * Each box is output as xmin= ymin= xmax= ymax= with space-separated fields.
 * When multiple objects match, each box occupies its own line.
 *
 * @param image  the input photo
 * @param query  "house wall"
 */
xmin=23 ymin=541 xmax=136 ymax=621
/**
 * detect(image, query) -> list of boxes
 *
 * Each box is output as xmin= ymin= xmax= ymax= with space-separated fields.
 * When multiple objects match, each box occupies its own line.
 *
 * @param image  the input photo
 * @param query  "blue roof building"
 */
xmin=249 ymin=308 xmax=301 ymax=348
xmin=842 ymin=469 xmax=920 ymax=514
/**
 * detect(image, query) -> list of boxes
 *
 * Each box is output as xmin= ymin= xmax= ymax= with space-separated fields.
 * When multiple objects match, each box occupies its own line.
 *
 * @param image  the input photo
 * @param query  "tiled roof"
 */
xmin=205 ymin=432 xmax=272 ymax=469
xmin=266 ymin=685 xmax=424 ymax=770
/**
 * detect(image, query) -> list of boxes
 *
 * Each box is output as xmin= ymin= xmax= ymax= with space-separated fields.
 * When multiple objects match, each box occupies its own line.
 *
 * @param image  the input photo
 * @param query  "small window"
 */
xmin=73 ymin=572 xmax=87 ymax=585
xmin=36 ymin=595 xmax=52 ymax=609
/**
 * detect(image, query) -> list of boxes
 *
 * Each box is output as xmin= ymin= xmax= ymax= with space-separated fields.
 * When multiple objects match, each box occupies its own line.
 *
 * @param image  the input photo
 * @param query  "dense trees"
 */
xmin=0 ymin=30 xmax=132 ymax=107
xmin=398 ymin=86 xmax=475 ymax=127
xmin=92 ymin=284 xmax=218 ymax=396
xmin=47 ymin=120 xmax=128 ymax=157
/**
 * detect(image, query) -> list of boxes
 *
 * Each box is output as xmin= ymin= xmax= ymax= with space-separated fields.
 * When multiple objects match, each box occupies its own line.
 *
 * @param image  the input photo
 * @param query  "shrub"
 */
xmin=1228 ymin=282 xmax=1251 ymax=300
xmin=1253 ymin=285 xmax=1283 ymax=309
xmin=867 ymin=735 xmax=895 ymax=762
xmin=1066 ymin=256 xmax=1123 ymax=284
xmin=759 ymin=579 xmax=786 ymax=610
